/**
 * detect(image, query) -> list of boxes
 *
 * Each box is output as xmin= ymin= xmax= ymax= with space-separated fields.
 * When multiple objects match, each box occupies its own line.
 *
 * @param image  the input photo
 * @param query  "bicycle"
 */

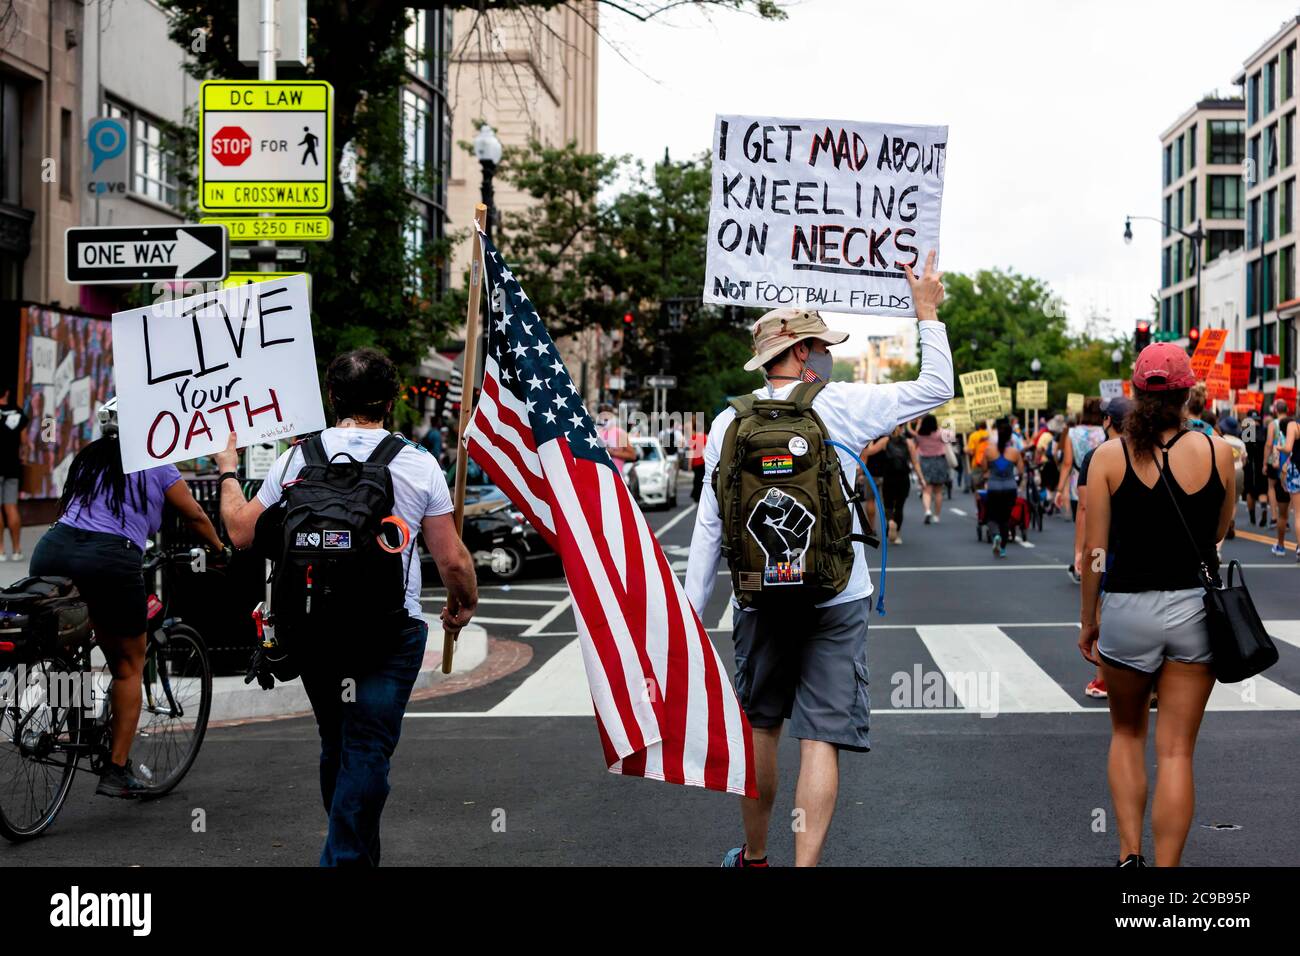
xmin=0 ymin=545 xmax=214 ymax=842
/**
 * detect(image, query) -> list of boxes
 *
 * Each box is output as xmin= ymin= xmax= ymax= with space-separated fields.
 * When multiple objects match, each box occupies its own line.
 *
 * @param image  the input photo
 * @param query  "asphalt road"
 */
xmin=5 ymin=479 xmax=1299 ymax=867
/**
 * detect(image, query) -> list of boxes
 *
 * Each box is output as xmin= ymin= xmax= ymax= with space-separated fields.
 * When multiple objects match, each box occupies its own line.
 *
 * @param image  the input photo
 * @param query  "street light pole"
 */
xmin=1124 ymin=214 xmax=1206 ymax=339
xmin=473 ymin=124 xmax=503 ymax=389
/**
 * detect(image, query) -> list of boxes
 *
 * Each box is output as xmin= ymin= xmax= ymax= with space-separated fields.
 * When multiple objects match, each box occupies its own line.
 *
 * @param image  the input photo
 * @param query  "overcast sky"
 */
xmin=596 ymin=0 xmax=1292 ymax=353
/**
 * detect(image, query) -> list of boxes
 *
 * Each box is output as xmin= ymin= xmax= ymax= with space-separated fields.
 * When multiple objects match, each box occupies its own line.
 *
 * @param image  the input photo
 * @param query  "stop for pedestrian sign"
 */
xmin=211 ymin=126 xmax=252 ymax=166
xmin=198 ymin=80 xmax=333 ymax=214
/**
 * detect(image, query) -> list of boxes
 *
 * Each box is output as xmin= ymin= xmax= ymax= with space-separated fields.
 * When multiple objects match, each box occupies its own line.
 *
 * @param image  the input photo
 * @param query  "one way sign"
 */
xmin=65 ymin=224 xmax=229 ymax=284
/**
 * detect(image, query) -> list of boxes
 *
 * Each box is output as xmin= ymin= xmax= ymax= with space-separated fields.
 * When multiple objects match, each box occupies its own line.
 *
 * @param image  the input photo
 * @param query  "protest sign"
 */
xmin=704 ymin=115 xmax=947 ymax=317
xmin=936 ymin=397 xmax=973 ymax=433
xmin=1236 ymin=389 xmax=1264 ymax=413
xmin=30 ymin=337 xmax=57 ymax=385
xmin=111 ymin=273 xmax=324 ymax=473
xmin=1016 ymin=380 xmax=1048 ymax=409
xmin=1225 ymin=350 xmax=1252 ymax=389
xmin=1278 ymin=385 xmax=1298 ymax=414
xmin=1206 ymin=363 xmax=1231 ymax=402
xmin=1066 ymin=393 xmax=1085 ymax=416
xmin=1189 ymin=328 xmax=1227 ymax=380
xmin=1098 ymin=379 xmax=1124 ymax=401
xmin=998 ymin=387 xmax=1013 ymax=416
xmin=960 ymin=369 xmax=1001 ymax=420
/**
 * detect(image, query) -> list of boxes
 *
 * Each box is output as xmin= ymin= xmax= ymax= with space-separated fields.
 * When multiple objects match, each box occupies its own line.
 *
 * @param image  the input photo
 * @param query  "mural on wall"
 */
xmin=19 ymin=306 xmax=114 ymax=499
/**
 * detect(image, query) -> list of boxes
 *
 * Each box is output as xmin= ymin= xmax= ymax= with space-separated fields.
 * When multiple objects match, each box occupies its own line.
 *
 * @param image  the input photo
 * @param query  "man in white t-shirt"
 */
xmin=216 ymin=348 xmax=477 ymax=866
xmin=689 ymin=252 xmax=952 ymax=868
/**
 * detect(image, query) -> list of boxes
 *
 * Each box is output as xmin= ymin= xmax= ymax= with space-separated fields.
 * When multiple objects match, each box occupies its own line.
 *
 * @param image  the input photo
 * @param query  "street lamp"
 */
xmin=1111 ymin=347 xmax=1123 ymax=372
xmin=1123 ymin=214 xmax=1205 ymax=340
xmin=473 ymin=123 xmax=503 ymax=388
xmin=1030 ymin=357 xmax=1042 ymax=375
xmin=473 ymin=123 xmax=503 ymax=244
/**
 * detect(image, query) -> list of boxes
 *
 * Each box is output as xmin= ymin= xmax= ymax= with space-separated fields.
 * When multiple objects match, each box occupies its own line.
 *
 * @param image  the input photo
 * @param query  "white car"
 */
xmin=626 ymin=437 xmax=679 ymax=510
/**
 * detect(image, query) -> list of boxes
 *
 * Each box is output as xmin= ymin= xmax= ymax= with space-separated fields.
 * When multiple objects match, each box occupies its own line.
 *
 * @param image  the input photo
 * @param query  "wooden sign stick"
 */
xmin=443 ymin=203 xmax=488 ymax=674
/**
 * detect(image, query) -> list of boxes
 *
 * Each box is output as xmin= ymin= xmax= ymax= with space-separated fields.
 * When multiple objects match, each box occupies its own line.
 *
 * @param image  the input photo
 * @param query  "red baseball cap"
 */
xmin=1131 ymin=342 xmax=1196 ymax=391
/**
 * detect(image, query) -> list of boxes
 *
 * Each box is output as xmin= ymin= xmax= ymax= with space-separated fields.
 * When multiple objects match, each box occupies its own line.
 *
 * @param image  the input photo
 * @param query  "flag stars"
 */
xmin=542 ymin=409 xmax=557 ymax=424
xmin=531 ymin=342 xmax=549 ymax=356
xmin=525 ymin=373 xmax=544 ymax=391
xmin=552 ymin=392 xmax=568 ymax=409
xmin=495 ymin=315 xmax=510 ymax=334
xmin=512 ymin=342 xmax=529 ymax=360
xmin=568 ymin=412 xmax=586 ymax=430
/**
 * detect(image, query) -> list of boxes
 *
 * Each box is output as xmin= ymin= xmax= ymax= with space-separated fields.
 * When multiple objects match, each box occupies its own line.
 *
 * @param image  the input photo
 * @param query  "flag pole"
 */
xmin=444 ymin=203 xmax=488 ymax=674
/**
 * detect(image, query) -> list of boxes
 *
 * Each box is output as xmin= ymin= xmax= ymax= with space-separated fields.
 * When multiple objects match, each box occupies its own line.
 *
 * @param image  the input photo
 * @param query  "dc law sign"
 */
xmin=704 ymin=114 xmax=948 ymax=317
xmin=111 ymin=274 xmax=325 ymax=473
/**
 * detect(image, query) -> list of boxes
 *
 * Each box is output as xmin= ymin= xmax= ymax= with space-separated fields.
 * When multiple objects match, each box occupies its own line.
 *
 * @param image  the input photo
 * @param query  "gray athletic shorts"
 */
xmin=731 ymin=597 xmax=871 ymax=752
xmin=1098 ymin=588 xmax=1213 ymax=674
xmin=0 ymin=477 xmax=17 ymax=506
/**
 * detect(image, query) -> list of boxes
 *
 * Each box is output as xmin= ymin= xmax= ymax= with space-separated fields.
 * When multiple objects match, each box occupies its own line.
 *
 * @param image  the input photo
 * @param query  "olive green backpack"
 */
xmin=713 ymin=381 xmax=875 ymax=609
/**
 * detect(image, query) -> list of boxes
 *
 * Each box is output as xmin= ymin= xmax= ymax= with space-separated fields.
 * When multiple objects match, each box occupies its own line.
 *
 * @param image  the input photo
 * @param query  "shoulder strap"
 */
xmin=728 ymin=394 xmax=757 ymax=418
xmin=300 ymin=435 xmax=327 ymax=467
xmin=366 ymin=433 xmax=407 ymax=467
xmin=1156 ymin=447 xmax=1217 ymax=590
xmin=790 ymin=380 xmax=827 ymax=412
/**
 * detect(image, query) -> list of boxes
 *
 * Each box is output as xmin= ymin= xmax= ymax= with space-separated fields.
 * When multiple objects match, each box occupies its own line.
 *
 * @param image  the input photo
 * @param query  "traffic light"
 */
xmin=623 ymin=311 xmax=634 ymax=326
xmin=1134 ymin=319 xmax=1151 ymax=353
xmin=1187 ymin=326 xmax=1200 ymax=355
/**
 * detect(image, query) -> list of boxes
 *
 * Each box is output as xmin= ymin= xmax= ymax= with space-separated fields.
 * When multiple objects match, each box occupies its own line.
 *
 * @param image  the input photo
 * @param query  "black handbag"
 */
xmin=1158 ymin=450 xmax=1279 ymax=683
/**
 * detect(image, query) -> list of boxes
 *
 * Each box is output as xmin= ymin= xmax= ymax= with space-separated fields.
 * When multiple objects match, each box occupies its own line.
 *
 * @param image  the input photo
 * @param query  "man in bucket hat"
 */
xmin=686 ymin=251 xmax=953 ymax=867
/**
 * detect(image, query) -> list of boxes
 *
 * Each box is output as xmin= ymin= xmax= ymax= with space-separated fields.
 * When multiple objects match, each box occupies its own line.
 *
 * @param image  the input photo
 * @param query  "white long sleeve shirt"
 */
xmin=684 ymin=320 xmax=955 ymax=614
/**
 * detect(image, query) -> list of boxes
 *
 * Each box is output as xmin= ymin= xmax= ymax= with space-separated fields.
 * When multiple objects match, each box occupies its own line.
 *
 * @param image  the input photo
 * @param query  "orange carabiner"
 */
xmin=377 ymin=515 xmax=412 ymax=554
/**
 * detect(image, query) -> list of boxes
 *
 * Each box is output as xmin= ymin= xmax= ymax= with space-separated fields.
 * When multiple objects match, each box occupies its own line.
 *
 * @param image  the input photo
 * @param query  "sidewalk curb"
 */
xmin=208 ymin=618 xmax=487 ymax=724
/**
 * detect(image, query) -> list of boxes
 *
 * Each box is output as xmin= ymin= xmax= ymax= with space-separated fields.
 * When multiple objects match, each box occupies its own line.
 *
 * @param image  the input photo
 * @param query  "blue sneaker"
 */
xmin=1271 ymin=544 xmax=1287 ymax=557
xmin=721 ymin=844 xmax=768 ymax=867
xmin=991 ymin=534 xmax=1002 ymax=557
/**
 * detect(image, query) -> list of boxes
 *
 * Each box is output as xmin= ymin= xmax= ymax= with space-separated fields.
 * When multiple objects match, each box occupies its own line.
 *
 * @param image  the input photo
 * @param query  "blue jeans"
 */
xmin=300 ymin=616 xmax=428 ymax=867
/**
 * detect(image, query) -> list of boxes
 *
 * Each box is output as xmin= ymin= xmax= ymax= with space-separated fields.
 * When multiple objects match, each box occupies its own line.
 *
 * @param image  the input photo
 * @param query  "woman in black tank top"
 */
xmin=1076 ymin=343 xmax=1236 ymax=867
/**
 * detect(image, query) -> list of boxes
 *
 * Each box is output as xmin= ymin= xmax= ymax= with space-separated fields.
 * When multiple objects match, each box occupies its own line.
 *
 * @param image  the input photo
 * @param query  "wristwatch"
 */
xmin=219 ymin=471 xmax=240 ymax=485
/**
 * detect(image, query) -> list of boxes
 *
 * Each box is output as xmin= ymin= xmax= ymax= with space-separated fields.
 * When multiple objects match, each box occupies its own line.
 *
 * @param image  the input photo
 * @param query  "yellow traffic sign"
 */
xmin=199 ymin=80 xmax=334 ymax=214
xmin=201 ymin=216 xmax=333 ymax=241
xmin=222 ymin=271 xmax=308 ymax=289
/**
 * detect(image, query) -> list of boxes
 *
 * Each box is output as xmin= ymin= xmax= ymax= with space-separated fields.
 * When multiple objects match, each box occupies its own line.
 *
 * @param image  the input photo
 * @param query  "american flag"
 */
xmin=464 ymin=230 xmax=757 ymax=797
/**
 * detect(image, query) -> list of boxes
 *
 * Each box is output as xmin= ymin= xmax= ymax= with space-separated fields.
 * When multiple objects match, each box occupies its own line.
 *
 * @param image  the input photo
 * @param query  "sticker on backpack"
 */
xmin=788 ymin=436 xmax=809 ymax=456
xmin=761 ymin=454 xmax=794 ymax=476
xmin=323 ymin=531 xmax=352 ymax=550
xmin=746 ymin=488 xmax=815 ymax=586
xmin=294 ymin=532 xmax=322 ymax=548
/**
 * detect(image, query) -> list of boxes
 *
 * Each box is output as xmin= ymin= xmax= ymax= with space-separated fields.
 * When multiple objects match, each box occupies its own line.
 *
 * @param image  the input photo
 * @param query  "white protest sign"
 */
xmin=111 ymin=273 xmax=325 ymax=473
xmin=70 ymin=377 xmax=92 ymax=425
xmin=30 ymin=336 xmax=57 ymax=385
xmin=704 ymin=114 xmax=947 ymax=317
xmin=1099 ymin=379 xmax=1124 ymax=401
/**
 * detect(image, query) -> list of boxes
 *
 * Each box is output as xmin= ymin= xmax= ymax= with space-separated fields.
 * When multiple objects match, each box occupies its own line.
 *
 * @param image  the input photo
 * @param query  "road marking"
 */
xmin=716 ymin=602 xmax=734 ymax=630
xmin=1265 ymin=620 xmax=1300 ymax=650
xmin=949 ymin=507 xmax=967 ymax=516
xmin=462 ymin=616 xmax=539 ymax=626
xmin=1014 ymin=539 xmax=1036 ymax=549
xmin=1235 ymin=529 xmax=1297 ymax=551
xmin=654 ymin=503 xmax=697 ymax=539
xmin=1207 ymin=674 xmax=1300 ymax=710
xmin=916 ymin=625 xmax=1084 ymax=713
xmin=469 ymin=597 xmax=563 ymax=606
xmin=486 ymin=637 xmax=593 ymax=716
xmin=522 ymin=596 xmax=572 ymax=636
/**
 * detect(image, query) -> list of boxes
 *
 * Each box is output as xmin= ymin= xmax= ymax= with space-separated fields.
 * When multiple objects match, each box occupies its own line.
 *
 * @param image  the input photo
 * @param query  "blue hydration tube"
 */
xmin=824 ymin=439 xmax=887 ymax=616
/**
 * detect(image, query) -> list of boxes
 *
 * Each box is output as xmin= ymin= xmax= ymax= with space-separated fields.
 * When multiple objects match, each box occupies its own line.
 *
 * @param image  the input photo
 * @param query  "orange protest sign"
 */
xmin=1225 ymin=350 xmax=1252 ymax=389
xmin=1236 ymin=389 xmax=1264 ymax=412
xmin=1206 ymin=362 xmax=1231 ymax=401
xmin=1189 ymin=328 xmax=1227 ymax=380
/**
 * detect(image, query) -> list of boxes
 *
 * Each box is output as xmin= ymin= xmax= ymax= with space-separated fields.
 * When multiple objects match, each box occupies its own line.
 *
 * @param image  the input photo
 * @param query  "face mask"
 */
xmin=802 ymin=348 xmax=834 ymax=383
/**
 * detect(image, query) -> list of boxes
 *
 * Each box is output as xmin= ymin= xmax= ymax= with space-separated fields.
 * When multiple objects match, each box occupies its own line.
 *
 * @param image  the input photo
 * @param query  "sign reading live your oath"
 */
xmin=111 ymin=274 xmax=325 ymax=473
xmin=704 ymin=114 xmax=948 ymax=317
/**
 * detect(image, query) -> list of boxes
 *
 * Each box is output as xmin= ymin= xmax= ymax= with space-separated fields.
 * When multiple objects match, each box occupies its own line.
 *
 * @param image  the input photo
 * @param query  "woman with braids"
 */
xmin=28 ymin=399 xmax=223 ymax=798
xmin=1078 ymin=345 xmax=1235 ymax=867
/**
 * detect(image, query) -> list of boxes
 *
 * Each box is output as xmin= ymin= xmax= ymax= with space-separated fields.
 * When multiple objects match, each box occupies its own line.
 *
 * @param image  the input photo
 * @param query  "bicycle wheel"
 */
xmin=132 ymin=624 xmax=211 ymax=796
xmin=0 ymin=655 xmax=82 ymax=842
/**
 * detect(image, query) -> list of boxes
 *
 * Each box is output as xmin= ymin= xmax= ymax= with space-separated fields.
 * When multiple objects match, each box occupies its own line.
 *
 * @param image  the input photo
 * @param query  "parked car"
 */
xmin=626 ymin=436 xmax=679 ymax=510
xmin=423 ymin=461 xmax=554 ymax=581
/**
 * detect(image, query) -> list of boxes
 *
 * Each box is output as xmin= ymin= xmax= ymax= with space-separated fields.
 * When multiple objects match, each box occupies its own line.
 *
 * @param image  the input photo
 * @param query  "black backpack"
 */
xmin=267 ymin=434 xmax=413 ymax=655
xmin=883 ymin=434 xmax=912 ymax=476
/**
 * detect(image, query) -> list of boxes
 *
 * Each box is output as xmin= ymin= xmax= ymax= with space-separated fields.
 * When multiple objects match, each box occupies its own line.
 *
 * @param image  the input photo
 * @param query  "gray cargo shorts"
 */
xmin=731 ymin=597 xmax=871 ymax=752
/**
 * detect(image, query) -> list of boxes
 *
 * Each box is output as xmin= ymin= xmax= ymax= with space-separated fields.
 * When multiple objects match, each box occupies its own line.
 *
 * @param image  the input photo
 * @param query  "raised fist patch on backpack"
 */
xmin=714 ymin=381 xmax=874 ymax=609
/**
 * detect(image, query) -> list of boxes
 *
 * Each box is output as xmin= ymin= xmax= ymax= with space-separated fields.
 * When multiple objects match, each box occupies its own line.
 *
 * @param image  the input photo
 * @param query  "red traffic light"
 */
xmin=1136 ymin=320 xmax=1150 ymax=333
xmin=623 ymin=312 xmax=634 ymax=325
xmin=1188 ymin=326 xmax=1200 ymax=342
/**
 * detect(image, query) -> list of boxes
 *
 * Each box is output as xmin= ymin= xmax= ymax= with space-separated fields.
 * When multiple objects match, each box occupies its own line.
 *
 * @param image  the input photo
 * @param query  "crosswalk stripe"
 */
xmin=716 ymin=602 xmax=733 ymax=631
xmin=949 ymin=507 xmax=967 ymax=516
xmin=1207 ymin=674 xmax=1300 ymax=710
xmin=487 ymin=638 xmax=593 ymax=716
xmin=916 ymin=625 xmax=1083 ymax=713
xmin=522 ymin=596 xmax=572 ymax=636
xmin=1265 ymin=620 xmax=1300 ymax=650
